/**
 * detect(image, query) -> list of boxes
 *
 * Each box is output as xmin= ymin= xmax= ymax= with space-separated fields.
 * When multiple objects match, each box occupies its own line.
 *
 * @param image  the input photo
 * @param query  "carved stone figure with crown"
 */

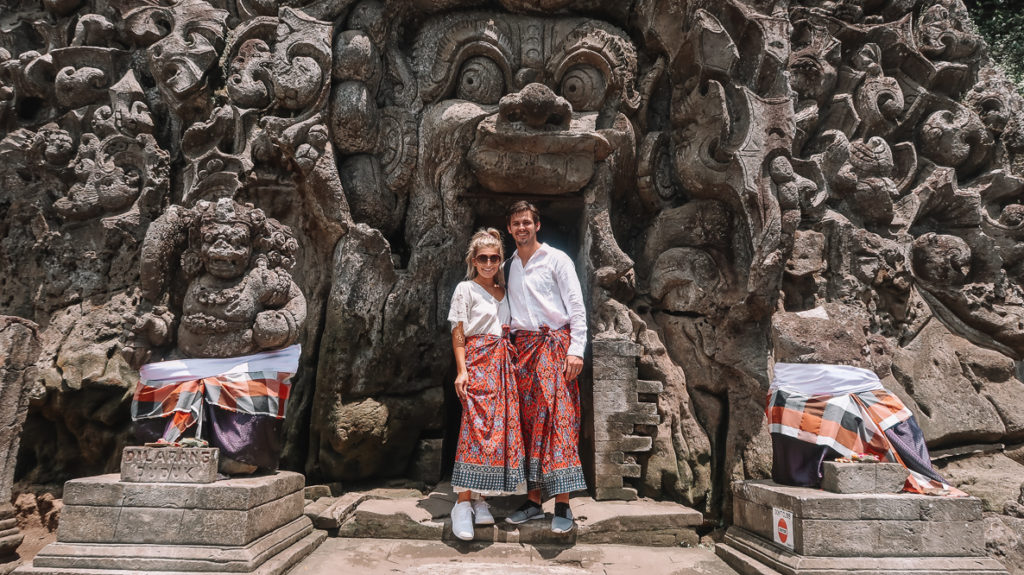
xmin=124 ymin=197 xmax=305 ymax=366
xmin=122 ymin=197 xmax=305 ymax=473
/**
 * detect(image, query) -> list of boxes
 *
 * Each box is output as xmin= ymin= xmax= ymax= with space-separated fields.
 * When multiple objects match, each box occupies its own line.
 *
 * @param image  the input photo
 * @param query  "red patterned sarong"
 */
xmin=513 ymin=325 xmax=586 ymax=496
xmin=452 ymin=327 xmax=526 ymax=495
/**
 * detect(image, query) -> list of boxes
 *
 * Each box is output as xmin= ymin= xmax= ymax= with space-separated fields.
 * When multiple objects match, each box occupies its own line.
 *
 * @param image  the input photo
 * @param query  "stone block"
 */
xmin=591 ymin=340 xmax=640 ymax=357
xmin=592 ymin=363 xmax=637 ymax=381
xmin=592 ymin=474 xmax=624 ymax=489
xmin=920 ymin=520 xmax=985 ymax=556
xmin=607 ymin=403 xmax=659 ymax=425
xmin=591 ymin=378 xmax=634 ymax=393
xmin=592 ymin=420 xmax=631 ymax=440
xmin=718 ymin=526 xmax=1009 ymax=575
xmin=120 ymin=447 xmax=218 ymax=484
xmin=62 ymin=472 xmax=304 ymax=511
xmin=920 ymin=497 xmax=983 ymax=521
xmin=617 ymin=435 xmax=653 ymax=453
xmin=732 ymin=480 xmax=923 ymax=520
xmin=311 ymin=493 xmax=368 ymax=530
xmin=594 ymin=462 xmax=641 ymax=478
xmin=821 ymin=462 xmax=906 ymax=494
xmin=60 ymin=490 xmax=303 ymax=546
xmin=592 ymin=389 xmax=632 ymax=412
xmin=592 ymin=355 xmax=637 ymax=372
xmin=304 ymin=485 xmax=332 ymax=500
xmin=593 ymin=448 xmax=624 ymax=464
xmin=594 ymin=487 xmax=638 ymax=501
xmin=20 ymin=517 xmax=325 ymax=574
xmin=636 ymin=380 xmax=663 ymax=394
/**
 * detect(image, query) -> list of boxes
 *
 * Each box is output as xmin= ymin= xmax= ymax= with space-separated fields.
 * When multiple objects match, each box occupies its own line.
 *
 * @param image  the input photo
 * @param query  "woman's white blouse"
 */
xmin=448 ymin=281 xmax=510 ymax=337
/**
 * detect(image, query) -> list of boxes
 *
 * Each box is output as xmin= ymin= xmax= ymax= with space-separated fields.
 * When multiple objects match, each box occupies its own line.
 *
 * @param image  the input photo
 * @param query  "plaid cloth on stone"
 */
xmin=768 ymin=362 xmax=966 ymax=496
xmin=767 ymin=387 xmax=913 ymax=458
xmin=132 ymin=345 xmax=299 ymax=443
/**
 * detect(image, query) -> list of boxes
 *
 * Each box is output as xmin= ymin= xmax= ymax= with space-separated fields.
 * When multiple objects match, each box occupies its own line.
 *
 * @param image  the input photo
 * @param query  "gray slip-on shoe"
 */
xmin=551 ymin=506 xmax=574 ymax=534
xmin=505 ymin=501 xmax=544 ymax=525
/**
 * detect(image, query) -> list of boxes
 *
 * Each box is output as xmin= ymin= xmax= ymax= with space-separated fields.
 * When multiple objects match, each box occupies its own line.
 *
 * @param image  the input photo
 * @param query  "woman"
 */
xmin=447 ymin=228 xmax=526 ymax=540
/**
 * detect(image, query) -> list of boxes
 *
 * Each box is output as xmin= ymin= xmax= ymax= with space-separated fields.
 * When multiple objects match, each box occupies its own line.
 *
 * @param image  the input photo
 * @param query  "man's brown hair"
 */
xmin=505 ymin=200 xmax=540 ymax=225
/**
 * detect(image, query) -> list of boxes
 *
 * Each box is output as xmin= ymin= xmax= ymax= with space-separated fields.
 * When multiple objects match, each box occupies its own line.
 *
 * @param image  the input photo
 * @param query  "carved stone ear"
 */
xmin=118 ymin=5 xmax=174 ymax=46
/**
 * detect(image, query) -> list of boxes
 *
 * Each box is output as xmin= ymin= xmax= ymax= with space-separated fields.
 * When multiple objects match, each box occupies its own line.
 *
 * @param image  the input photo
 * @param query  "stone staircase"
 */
xmin=302 ymin=482 xmax=704 ymax=547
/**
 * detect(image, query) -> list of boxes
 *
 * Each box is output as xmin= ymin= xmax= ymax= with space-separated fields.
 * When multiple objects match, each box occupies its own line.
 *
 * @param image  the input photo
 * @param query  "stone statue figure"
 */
xmin=123 ymin=197 xmax=306 ymax=474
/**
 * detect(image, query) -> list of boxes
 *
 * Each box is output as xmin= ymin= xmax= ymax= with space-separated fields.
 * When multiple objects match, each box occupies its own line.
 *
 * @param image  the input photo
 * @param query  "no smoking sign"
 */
xmin=772 ymin=507 xmax=795 ymax=550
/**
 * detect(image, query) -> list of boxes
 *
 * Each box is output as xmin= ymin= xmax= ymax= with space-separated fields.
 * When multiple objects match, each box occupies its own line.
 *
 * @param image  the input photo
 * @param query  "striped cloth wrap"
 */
xmin=767 ymin=363 xmax=966 ymax=496
xmin=132 ymin=345 xmax=300 ymax=443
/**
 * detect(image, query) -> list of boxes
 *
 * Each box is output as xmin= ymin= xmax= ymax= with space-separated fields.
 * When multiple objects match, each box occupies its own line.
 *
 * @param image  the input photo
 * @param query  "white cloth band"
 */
xmin=770 ymin=362 xmax=883 ymax=395
xmin=140 ymin=345 xmax=301 ymax=383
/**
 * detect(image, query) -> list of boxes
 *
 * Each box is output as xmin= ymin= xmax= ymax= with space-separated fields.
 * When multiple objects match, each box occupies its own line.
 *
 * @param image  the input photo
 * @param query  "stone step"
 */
xmin=303 ymin=492 xmax=369 ymax=530
xmin=332 ymin=483 xmax=703 ymax=547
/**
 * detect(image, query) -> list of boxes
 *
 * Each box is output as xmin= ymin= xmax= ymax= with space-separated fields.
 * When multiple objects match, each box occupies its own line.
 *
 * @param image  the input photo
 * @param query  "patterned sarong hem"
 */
xmin=452 ymin=461 xmax=527 ymax=496
xmin=525 ymin=459 xmax=587 ymax=497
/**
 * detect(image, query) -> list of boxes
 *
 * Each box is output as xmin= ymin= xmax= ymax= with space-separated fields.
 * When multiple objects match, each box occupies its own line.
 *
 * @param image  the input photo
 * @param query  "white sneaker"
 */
xmin=451 ymin=500 xmax=475 ymax=541
xmin=472 ymin=499 xmax=495 ymax=525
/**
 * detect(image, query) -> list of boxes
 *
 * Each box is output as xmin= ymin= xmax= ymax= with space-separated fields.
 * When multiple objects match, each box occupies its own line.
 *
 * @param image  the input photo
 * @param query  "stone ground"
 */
xmin=291 ymin=537 xmax=737 ymax=575
xmin=11 ymin=481 xmax=739 ymax=574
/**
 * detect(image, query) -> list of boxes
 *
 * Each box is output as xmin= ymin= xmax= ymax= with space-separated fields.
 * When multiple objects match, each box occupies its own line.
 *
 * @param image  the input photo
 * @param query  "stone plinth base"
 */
xmin=0 ymin=504 xmax=23 ymax=575
xmin=716 ymin=480 xmax=1007 ymax=575
xmin=14 ymin=472 xmax=325 ymax=574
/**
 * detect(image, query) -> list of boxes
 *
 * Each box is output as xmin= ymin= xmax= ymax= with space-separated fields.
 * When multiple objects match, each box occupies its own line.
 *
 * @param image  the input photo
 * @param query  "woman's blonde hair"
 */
xmin=465 ymin=228 xmax=505 ymax=286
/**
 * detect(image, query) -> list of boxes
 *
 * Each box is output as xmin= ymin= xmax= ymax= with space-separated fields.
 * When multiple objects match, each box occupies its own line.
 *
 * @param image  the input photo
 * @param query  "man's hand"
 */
xmin=564 ymin=355 xmax=583 ymax=381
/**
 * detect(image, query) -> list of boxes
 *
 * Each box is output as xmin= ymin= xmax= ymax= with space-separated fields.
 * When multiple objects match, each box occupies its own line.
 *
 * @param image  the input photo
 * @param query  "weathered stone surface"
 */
xmin=57 ymin=472 xmax=305 ymax=546
xmin=120 ymin=447 xmax=218 ymax=484
xmin=936 ymin=453 xmax=1024 ymax=513
xmin=2 ymin=5 xmax=1024 ymax=568
xmin=336 ymin=482 xmax=701 ymax=547
xmin=719 ymin=526 xmax=1009 ymax=575
xmin=18 ymin=518 xmax=325 ymax=574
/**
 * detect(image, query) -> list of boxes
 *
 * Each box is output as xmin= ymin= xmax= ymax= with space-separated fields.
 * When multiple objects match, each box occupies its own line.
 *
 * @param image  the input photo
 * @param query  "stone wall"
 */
xmin=2 ymin=0 xmax=1024 ymax=539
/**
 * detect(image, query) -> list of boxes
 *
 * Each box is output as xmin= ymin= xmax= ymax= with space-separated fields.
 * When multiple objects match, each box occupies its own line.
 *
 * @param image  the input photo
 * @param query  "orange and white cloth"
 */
xmin=132 ymin=345 xmax=299 ymax=443
xmin=768 ymin=363 xmax=966 ymax=496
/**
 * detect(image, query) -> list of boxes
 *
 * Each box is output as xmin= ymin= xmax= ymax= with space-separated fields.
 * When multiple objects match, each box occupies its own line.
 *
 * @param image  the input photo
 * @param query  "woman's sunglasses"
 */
xmin=474 ymin=254 xmax=502 ymax=264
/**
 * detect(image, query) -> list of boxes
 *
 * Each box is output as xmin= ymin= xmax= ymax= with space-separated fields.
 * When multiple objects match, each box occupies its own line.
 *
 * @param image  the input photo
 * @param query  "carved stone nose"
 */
xmin=498 ymin=82 xmax=571 ymax=129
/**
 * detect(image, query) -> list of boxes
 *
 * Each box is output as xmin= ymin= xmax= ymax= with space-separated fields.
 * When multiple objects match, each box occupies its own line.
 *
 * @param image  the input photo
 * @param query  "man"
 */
xmin=502 ymin=200 xmax=587 ymax=534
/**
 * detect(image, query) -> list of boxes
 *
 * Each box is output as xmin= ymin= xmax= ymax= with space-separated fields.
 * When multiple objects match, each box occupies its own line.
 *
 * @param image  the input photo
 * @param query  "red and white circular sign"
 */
xmin=776 ymin=517 xmax=788 ymax=543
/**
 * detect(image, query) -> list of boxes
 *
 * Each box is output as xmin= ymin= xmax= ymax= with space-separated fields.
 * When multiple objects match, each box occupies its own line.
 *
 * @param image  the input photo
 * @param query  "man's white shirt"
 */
xmin=507 ymin=243 xmax=587 ymax=357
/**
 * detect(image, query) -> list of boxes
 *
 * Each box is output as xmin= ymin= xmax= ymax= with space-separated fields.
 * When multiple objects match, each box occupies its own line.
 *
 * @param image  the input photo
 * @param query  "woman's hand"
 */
xmin=455 ymin=371 xmax=469 ymax=401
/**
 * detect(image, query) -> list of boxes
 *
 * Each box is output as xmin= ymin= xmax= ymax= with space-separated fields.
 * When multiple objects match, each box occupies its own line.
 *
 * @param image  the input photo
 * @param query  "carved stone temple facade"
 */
xmin=4 ymin=0 xmax=1024 ymax=564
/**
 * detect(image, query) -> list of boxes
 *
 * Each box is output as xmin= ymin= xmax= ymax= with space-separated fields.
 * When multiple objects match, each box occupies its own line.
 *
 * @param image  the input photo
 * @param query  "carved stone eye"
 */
xmin=456 ymin=56 xmax=504 ymax=105
xmin=559 ymin=65 xmax=606 ymax=112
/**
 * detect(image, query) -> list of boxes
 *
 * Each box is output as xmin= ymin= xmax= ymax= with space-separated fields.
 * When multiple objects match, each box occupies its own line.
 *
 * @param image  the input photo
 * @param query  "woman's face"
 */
xmin=473 ymin=246 xmax=501 ymax=282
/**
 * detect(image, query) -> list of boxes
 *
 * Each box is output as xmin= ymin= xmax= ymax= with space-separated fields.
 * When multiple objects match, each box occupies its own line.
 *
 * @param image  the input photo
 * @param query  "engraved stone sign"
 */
xmin=120 ymin=447 xmax=219 ymax=484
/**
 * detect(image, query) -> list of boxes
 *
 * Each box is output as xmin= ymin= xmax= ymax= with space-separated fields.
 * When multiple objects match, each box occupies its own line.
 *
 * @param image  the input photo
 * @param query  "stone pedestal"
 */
xmin=14 ymin=471 xmax=325 ymax=575
xmin=0 ymin=504 xmax=23 ymax=575
xmin=716 ymin=480 xmax=1008 ymax=575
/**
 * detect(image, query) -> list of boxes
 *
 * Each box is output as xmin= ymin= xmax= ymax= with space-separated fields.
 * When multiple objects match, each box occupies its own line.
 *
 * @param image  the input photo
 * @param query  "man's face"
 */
xmin=508 ymin=210 xmax=540 ymax=247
